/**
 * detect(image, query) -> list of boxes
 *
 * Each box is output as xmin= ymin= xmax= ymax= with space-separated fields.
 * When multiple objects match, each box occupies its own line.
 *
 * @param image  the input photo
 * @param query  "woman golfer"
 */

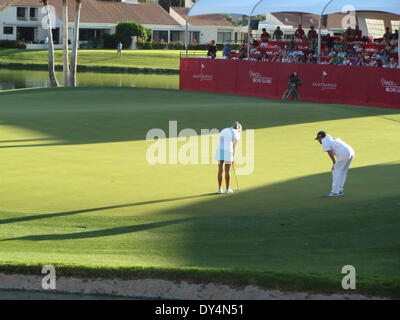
xmin=215 ymin=122 xmax=242 ymax=194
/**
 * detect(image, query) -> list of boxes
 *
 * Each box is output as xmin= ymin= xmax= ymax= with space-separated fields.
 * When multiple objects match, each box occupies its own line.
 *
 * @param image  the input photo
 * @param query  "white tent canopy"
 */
xmin=189 ymin=0 xmax=261 ymax=17
xmin=188 ymin=0 xmax=400 ymax=16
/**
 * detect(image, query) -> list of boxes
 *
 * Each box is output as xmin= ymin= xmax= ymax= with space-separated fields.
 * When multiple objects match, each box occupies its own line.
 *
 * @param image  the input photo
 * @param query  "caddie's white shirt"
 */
xmin=217 ymin=128 xmax=240 ymax=152
xmin=321 ymin=135 xmax=354 ymax=159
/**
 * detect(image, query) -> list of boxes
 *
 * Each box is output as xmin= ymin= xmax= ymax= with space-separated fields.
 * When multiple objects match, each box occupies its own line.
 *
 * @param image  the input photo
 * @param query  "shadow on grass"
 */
xmin=0 ymin=87 xmax=398 ymax=146
xmin=2 ymin=218 xmax=193 ymax=241
xmin=156 ymin=163 xmax=400 ymax=219
xmin=0 ymin=143 xmax=64 ymax=149
xmin=0 ymin=193 xmax=215 ymax=225
xmin=0 ymin=138 xmax=60 ymax=149
xmin=149 ymin=163 xmax=400 ymax=275
xmin=0 ymin=138 xmax=56 ymax=144
xmin=3 ymin=164 xmax=400 ymax=252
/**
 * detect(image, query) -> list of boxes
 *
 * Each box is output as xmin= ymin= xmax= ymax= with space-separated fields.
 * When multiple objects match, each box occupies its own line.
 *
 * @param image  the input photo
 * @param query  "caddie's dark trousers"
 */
xmin=282 ymin=86 xmax=300 ymax=101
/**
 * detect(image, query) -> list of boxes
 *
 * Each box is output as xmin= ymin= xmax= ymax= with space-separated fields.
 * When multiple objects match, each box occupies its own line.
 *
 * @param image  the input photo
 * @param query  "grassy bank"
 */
xmin=0 ymin=87 xmax=399 ymax=297
xmin=0 ymin=49 xmax=210 ymax=71
xmin=1 ymin=263 xmax=399 ymax=298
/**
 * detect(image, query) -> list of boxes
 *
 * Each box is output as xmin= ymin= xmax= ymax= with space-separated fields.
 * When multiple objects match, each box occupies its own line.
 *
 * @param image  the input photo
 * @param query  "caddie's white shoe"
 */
xmin=325 ymin=192 xmax=341 ymax=197
xmin=217 ymin=188 xmax=224 ymax=194
xmin=226 ymin=189 xmax=233 ymax=194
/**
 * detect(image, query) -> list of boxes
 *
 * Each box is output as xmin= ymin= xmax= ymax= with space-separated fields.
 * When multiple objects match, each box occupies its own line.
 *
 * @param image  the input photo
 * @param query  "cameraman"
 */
xmin=282 ymin=72 xmax=301 ymax=101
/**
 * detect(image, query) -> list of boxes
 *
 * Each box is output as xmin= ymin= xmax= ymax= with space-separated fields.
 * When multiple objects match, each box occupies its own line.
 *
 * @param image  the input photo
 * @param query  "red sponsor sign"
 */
xmin=180 ymin=58 xmax=400 ymax=109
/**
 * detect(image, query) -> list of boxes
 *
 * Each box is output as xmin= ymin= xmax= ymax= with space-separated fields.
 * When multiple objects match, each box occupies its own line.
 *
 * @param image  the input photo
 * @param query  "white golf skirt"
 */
xmin=215 ymin=149 xmax=234 ymax=163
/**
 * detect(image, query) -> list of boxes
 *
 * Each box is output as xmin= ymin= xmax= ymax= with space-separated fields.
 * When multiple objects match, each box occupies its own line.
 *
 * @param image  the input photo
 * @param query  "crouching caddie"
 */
xmin=315 ymin=131 xmax=355 ymax=197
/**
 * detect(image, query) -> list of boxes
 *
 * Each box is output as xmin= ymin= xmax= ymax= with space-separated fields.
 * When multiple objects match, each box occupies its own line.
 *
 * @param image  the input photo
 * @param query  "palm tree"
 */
xmin=42 ymin=0 xmax=59 ymax=87
xmin=62 ymin=0 xmax=69 ymax=86
xmin=69 ymin=0 xmax=82 ymax=87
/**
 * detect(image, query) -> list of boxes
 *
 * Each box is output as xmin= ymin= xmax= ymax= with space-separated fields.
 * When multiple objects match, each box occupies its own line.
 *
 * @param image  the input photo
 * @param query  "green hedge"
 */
xmin=0 ymin=40 xmax=26 ymax=49
xmin=103 ymin=22 xmax=147 ymax=49
xmin=115 ymin=22 xmax=147 ymax=48
xmin=103 ymin=33 xmax=118 ymax=49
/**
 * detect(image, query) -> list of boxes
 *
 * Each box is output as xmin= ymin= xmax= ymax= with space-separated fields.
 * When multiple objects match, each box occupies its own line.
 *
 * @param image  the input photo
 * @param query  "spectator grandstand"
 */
xmin=228 ymin=27 xmax=399 ymax=68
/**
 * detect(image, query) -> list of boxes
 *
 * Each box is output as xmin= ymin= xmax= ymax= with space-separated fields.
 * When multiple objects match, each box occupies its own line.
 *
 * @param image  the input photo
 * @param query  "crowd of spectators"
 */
xmin=209 ymin=25 xmax=399 ymax=69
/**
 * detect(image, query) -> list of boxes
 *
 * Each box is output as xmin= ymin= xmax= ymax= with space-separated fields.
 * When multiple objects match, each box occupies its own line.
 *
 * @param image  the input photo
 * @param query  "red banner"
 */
xmin=180 ymin=59 xmax=400 ymax=109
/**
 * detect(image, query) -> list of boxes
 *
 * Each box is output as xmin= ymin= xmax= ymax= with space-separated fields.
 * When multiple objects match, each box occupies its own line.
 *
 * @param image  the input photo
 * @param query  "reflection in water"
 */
xmin=0 ymin=69 xmax=179 ymax=91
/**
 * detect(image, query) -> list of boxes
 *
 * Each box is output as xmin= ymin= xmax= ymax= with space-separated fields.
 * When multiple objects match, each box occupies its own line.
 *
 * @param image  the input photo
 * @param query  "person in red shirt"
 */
xmin=295 ymin=25 xmax=305 ymax=42
xmin=261 ymin=28 xmax=270 ymax=43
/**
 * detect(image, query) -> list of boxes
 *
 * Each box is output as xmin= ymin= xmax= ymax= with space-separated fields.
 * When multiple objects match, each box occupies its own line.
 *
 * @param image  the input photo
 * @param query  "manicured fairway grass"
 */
xmin=0 ymin=49 xmax=210 ymax=70
xmin=0 ymin=87 xmax=399 ymax=296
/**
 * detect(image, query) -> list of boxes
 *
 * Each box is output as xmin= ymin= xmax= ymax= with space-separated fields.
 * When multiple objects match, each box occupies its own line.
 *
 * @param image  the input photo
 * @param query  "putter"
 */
xmin=232 ymin=164 xmax=240 ymax=191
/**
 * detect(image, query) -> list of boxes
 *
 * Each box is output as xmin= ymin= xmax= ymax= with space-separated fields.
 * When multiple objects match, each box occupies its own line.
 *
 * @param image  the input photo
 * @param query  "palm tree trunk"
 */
xmin=43 ymin=0 xmax=59 ymax=87
xmin=62 ymin=0 xmax=69 ymax=86
xmin=69 ymin=0 xmax=81 ymax=87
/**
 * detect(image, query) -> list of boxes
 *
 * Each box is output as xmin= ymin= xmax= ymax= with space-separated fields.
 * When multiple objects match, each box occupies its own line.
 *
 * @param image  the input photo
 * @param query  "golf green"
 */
xmin=0 ymin=87 xmax=399 ymax=295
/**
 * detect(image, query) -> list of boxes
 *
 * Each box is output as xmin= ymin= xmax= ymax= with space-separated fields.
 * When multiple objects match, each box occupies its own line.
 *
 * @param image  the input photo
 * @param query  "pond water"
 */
xmin=0 ymin=69 xmax=179 ymax=91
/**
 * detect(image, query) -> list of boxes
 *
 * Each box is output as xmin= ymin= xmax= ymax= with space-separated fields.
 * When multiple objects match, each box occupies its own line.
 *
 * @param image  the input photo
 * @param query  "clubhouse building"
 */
xmin=0 ymin=0 xmax=235 ymax=46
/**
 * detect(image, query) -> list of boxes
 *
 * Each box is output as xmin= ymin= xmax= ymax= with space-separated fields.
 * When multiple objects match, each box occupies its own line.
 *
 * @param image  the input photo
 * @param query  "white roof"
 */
xmin=189 ymin=0 xmax=400 ymax=16
xmin=258 ymin=23 xmax=294 ymax=30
